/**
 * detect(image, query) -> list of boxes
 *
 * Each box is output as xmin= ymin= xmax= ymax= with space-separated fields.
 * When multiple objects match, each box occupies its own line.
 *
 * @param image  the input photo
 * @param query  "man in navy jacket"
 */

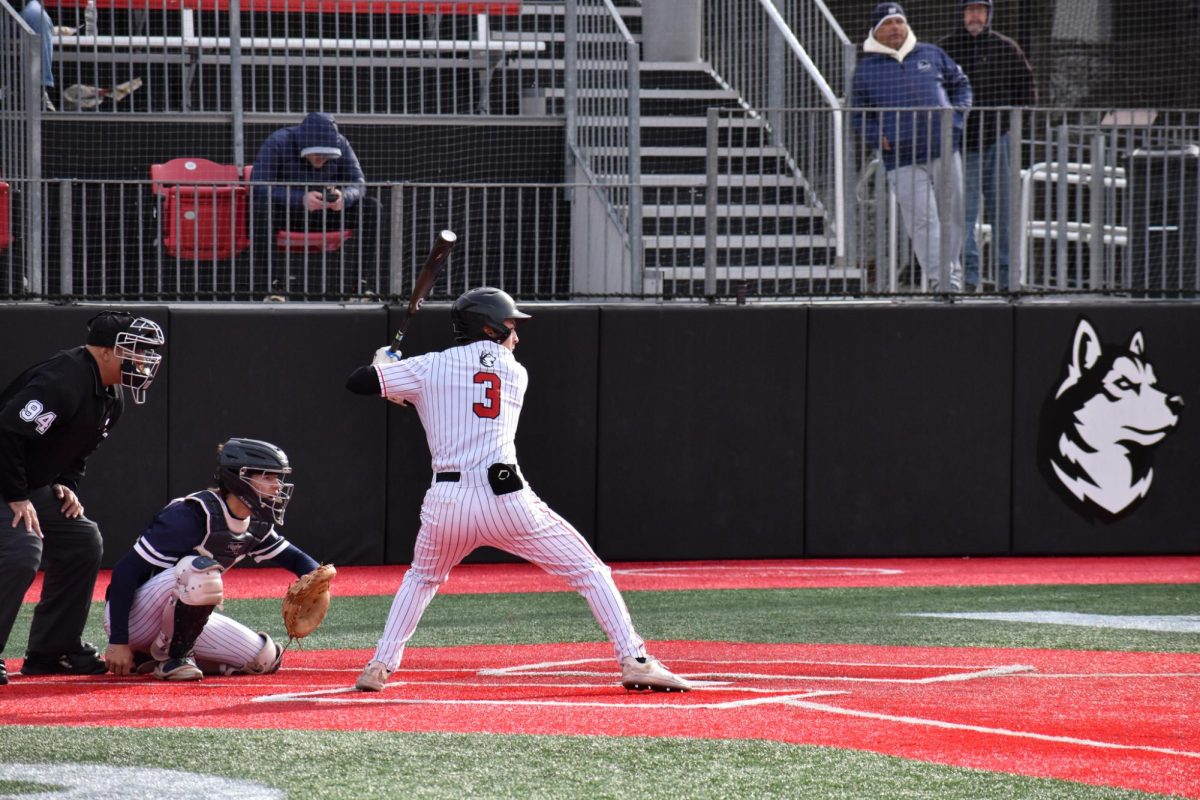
xmin=852 ymin=3 xmax=972 ymax=292
xmin=250 ymin=112 xmax=380 ymax=296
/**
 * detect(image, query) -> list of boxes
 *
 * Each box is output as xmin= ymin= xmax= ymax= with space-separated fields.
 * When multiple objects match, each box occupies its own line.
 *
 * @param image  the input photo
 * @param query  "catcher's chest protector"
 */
xmin=185 ymin=490 xmax=274 ymax=569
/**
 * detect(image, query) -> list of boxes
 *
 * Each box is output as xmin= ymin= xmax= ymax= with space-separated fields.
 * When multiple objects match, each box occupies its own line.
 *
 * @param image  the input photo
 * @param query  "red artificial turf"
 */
xmin=2 ymin=642 xmax=1197 ymax=798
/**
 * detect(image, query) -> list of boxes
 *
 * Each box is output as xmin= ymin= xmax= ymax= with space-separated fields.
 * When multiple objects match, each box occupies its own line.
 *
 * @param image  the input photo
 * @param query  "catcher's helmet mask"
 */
xmin=451 ymin=287 xmax=530 ymax=344
xmin=87 ymin=311 xmax=165 ymax=405
xmin=215 ymin=438 xmax=295 ymax=526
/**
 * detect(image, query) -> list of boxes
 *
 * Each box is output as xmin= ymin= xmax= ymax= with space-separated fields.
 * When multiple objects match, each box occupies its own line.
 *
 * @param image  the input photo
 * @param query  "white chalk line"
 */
xmin=612 ymin=565 xmax=904 ymax=577
xmin=252 ymin=687 xmax=846 ymax=708
xmin=782 ymin=697 xmax=1200 ymax=760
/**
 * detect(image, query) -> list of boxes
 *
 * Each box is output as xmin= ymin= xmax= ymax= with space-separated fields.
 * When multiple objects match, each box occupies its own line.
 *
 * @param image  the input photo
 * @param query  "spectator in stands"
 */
xmin=852 ymin=3 xmax=972 ymax=292
xmin=20 ymin=0 xmax=56 ymax=111
xmin=939 ymin=0 xmax=1036 ymax=293
xmin=250 ymin=112 xmax=380 ymax=297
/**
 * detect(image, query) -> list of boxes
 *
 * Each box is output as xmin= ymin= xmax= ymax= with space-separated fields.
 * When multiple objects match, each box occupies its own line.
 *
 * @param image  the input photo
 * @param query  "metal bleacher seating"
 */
xmin=47 ymin=0 xmax=539 ymax=114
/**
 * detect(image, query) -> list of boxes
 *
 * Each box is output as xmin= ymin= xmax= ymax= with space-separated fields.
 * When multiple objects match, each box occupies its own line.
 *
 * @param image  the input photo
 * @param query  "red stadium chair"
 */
xmin=150 ymin=158 xmax=250 ymax=260
xmin=274 ymin=228 xmax=354 ymax=253
xmin=243 ymin=166 xmax=354 ymax=255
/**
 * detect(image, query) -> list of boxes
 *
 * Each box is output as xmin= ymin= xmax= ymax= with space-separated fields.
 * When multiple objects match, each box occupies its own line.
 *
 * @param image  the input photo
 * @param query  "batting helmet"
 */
xmin=450 ymin=287 xmax=530 ymax=344
xmin=87 ymin=311 xmax=165 ymax=405
xmin=214 ymin=438 xmax=295 ymax=526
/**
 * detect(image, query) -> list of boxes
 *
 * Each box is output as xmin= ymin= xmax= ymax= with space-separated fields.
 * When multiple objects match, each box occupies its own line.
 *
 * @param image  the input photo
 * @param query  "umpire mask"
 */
xmin=87 ymin=312 xmax=165 ymax=405
xmin=114 ymin=318 xmax=165 ymax=405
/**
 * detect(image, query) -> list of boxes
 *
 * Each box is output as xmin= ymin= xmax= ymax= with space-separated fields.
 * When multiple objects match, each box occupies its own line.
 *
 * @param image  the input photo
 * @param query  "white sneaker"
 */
xmin=355 ymin=659 xmax=392 ymax=692
xmin=620 ymin=655 xmax=692 ymax=692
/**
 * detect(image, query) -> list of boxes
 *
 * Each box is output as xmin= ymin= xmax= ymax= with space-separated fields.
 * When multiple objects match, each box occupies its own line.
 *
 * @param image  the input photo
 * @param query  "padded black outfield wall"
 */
xmin=2 ymin=302 xmax=1197 ymax=568
xmin=595 ymin=306 xmax=807 ymax=561
xmin=805 ymin=305 xmax=1014 ymax=556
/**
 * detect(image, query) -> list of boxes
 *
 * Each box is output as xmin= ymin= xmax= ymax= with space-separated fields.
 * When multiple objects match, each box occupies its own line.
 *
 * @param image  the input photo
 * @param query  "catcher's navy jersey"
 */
xmin=133 ymin=490 xmax=290 ymax=571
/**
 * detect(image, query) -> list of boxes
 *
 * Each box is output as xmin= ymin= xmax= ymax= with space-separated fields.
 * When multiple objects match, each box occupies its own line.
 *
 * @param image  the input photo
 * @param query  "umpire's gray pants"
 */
xmin=0 ymin=486 xmax=104 ymax=657
xmin=888 ymin=151 xmax=965 ymax=291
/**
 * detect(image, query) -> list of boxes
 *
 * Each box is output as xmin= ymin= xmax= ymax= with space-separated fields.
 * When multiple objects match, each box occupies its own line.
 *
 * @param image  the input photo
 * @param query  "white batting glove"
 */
xmin=372 ymin=346 xmax=401 ymax=366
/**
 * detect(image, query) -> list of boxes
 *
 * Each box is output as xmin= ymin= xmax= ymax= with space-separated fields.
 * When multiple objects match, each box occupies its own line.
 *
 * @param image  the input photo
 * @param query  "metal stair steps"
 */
xmin=643 ymin=199 xmax=820 ymax=214
xmin=502 ymin=2 xmax=846 ymax=294
xmin=644 ymin=234 xmax=834 ymax=249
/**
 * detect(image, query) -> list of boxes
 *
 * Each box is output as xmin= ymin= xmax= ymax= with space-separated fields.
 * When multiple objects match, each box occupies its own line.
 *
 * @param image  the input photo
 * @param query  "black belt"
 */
xmin=436 ymin=472 xmax=461 ymax=482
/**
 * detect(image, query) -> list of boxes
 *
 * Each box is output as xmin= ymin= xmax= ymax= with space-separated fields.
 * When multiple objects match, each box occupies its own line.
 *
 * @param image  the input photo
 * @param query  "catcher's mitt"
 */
xmin=282 ymin=564 xmax=336 ymax=641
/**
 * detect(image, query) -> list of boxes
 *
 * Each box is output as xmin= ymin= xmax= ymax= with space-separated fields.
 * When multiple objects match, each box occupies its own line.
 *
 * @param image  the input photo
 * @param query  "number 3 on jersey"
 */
xmin=473 ymin=372 xmax=501 ymax=418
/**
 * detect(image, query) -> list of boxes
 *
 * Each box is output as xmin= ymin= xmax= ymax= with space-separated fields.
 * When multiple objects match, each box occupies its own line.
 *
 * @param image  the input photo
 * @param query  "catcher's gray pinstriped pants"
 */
xmin=103 ymin=567 xmax=265 ymax=669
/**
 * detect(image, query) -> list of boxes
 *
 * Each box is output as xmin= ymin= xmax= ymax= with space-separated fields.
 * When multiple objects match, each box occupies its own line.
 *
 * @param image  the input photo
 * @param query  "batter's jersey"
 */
xmin=375 ymin=340 xmax=527 ymax=473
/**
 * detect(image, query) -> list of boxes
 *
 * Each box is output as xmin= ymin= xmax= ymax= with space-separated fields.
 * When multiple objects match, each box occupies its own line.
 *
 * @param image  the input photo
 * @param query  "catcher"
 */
xmin=103 ymin=438 xmax=333 ymax=681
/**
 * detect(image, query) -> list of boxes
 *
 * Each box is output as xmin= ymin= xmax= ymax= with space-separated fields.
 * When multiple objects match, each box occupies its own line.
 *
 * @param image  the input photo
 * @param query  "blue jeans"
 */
xmin=963 ymin=134 xmax=1012 ymax=289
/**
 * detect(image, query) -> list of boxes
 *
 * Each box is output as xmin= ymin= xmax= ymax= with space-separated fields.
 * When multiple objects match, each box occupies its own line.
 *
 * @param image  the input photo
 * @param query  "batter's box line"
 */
xmin=252 ymin=687 xmax=847 ymax=709
xmin=480 ymin=658 xmax=1037 ymax=685
xmin=785 ymin=697 xmax=1200 ymax=760
xmin=611 ymin=565 xmax=904 ymax=577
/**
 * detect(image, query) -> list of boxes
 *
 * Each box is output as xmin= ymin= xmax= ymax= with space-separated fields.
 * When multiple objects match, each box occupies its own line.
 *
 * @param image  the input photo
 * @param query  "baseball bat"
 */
xmin=389 ymin=229 xmax=457 ymax=352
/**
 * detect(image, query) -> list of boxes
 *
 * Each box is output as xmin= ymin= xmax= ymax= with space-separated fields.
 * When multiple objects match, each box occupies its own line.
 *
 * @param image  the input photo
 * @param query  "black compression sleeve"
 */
xmin=345 ymin=366 xmax=381 ymax=395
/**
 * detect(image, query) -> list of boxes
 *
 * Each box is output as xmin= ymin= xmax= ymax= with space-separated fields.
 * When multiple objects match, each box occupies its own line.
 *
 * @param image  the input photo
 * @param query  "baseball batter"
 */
xmin=103 ymin=438 xmax=320 ymax=681
xmin=345 ymin=287 xmax=691 ymax=693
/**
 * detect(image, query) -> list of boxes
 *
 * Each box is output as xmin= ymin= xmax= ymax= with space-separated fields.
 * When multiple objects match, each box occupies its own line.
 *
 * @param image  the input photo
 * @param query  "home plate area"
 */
xmin=6 ymin=641 xmax=1200 ymax=797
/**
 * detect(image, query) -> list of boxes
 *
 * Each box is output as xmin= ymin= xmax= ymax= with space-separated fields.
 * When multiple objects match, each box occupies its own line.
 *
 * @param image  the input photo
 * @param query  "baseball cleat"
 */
xmin=153 ymin=657 xmax=203 ymax=682
xmin=620 ymin=656 xmax=692 ymax=692
xmin=354 ymin=659 xmax=392 ymax=692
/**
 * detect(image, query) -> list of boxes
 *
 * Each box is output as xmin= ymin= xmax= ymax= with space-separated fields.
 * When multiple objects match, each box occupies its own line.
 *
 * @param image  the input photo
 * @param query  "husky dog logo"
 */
xmin=1039 ymin=318 xmax=1184 ymax=519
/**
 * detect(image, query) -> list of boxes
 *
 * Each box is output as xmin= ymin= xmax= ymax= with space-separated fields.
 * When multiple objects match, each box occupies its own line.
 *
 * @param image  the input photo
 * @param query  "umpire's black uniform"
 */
xmin=0 ymin=334 xmax=126 ymax=681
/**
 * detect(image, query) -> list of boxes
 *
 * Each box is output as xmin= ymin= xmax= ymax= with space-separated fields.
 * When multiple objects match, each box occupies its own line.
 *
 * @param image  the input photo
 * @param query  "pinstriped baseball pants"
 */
xmin=372 ymin=477 xmax=647 ymax=671
xmin=103 ymin=567 xmax=266 ymax=670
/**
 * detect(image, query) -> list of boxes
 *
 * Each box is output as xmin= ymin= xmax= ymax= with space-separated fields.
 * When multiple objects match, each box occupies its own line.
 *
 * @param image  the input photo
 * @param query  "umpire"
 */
xmin=0 ymin=311 xmax=165 ymax=684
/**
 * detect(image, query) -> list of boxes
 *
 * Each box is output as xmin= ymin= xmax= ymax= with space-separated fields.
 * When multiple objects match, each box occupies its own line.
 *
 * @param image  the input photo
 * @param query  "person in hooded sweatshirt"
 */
xmin=939 ymin=0 xmax=1036 ymax=293
xmin=852 ymin=3 xmax=972 ymax=293
xmin=250 ymin=112 xmax=380 ymax=296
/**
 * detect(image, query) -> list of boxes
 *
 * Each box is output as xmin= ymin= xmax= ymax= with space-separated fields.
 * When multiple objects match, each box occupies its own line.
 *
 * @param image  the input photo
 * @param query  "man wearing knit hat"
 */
xmin=940 ymin=0 xmax=1036 ymax=292
xmin=852 ymin=2 xmax=973 ymax=292
xmin=250 ymin=112 xmax=380 ymax=297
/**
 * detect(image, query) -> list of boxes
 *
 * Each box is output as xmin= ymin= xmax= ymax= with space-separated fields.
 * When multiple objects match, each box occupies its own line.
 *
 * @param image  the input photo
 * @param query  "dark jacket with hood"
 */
xmin=938 ymin=14 xmax=1036 ymax=152
xmin=250 ymin=112 xmax=366 ymax=209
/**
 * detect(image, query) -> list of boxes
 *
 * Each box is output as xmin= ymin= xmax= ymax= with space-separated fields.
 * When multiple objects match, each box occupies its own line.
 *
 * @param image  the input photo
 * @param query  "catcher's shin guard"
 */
xmin=196 ymin=632 xmax=282 ymax=676
xmin=243 ymin=633 xmax=283 ymax=675
xmin=151 ymin=599 xmax=216 ymax=661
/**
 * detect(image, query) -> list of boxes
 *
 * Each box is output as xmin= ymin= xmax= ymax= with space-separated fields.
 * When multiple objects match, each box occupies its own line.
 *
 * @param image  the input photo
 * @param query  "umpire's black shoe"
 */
xmin=20 ymin=647 xmax=107 ymax=676
xmin=0 ymin=658 xmax=8 ymax=685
